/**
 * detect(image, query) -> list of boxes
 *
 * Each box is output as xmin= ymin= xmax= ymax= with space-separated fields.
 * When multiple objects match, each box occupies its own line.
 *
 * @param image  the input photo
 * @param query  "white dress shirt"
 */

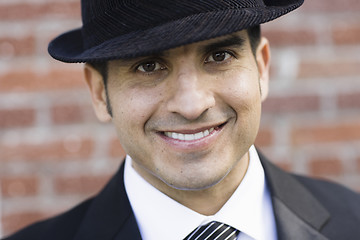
xmin=124 ymin=145 xmax=277 ymax=240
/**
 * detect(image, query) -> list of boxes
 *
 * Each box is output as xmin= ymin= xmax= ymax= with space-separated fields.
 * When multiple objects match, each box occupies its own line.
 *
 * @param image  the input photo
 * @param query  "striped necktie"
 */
xmin=184 ymin=221 xmax=240 ymax=240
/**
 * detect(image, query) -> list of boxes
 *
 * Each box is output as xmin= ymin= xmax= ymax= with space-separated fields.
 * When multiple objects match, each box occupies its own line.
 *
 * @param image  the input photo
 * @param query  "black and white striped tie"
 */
xmin=184 ymin=221 xmax=240 ymax=240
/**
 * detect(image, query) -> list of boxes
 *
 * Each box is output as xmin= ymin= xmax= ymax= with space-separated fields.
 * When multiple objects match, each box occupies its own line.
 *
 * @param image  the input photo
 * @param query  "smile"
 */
xmin=164 ymin=128 xmax=215 ymax=141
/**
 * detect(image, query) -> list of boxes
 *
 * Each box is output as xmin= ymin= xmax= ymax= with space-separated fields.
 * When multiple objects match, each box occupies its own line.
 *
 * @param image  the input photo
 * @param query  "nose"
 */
xmin=166 ymin=67 xmax=215 ymax=120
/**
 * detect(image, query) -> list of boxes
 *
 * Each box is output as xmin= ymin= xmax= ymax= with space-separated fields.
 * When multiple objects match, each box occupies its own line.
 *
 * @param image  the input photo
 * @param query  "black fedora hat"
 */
xmin=48 ymin=0 xmax=304 ymax=63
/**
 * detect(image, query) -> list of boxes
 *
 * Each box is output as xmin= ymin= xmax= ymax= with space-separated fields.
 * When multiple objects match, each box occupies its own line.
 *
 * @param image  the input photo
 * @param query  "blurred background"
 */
xmin=0 ymin=0 xmax=359 ymax=237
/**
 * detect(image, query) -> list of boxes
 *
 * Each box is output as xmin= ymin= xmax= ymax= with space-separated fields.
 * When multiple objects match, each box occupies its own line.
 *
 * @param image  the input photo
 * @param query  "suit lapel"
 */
xmin=259 ymin=152 xmax=330 ymax=240
xmin=74 ymin=162 xmax=142 ymax=240
xmin=272 ymin=198 xmax=328 ymax=240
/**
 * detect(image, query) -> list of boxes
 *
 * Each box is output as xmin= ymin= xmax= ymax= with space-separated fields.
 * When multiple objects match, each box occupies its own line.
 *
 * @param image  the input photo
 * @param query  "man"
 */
xmin=3 ymin=0 xmax=360 ymax=239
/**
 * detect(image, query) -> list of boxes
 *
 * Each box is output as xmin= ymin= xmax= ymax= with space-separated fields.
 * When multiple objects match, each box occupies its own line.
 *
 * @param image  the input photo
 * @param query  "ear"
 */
xmin=84 ymin=63 xmax=112 ymax=122
xmin=256 ymin=37 xmax=271 ymax=102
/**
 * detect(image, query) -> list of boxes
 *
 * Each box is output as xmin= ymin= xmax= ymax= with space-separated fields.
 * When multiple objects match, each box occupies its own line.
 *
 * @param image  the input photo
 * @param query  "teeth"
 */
xmin=185 ymin=134 xmax=194 ymax=141
xmin=178 ymin=133 xmax=185 ymax=140
xmin=194 ymin=132 xmax=204 ymax=139
xmin=204 ymin=129 xmax=209 ymax=137
xmin=164 ymin=127 xmax=215 ymax=141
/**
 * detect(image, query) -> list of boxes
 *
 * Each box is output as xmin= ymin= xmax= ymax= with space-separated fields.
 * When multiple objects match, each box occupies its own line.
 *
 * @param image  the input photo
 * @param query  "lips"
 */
xmin=161 ymin=122 xmax=227 ymax=142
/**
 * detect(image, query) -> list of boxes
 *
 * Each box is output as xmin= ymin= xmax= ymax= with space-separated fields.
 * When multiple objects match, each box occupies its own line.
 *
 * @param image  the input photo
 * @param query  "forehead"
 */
xmin=110 ymin=30 xmax=250 ymax=65
xmin=167 ymin=30 xmax=249 ymax=54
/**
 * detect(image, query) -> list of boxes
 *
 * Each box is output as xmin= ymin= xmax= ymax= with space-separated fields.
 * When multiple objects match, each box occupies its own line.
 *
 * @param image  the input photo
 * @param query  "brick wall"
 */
xmin=0 ymin=0 xmax=359 ymax=237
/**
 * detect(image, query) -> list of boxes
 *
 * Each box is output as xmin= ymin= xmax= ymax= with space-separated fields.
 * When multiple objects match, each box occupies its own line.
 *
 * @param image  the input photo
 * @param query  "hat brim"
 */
xmin=48 ymin=4 xmax=301 ymax=63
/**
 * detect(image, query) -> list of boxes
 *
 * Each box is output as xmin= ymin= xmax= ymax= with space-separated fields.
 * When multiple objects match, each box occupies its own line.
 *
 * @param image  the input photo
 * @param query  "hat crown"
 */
xmin=80 ymin=0 xmax=267 ymax=49
xmin=82 ymin=0 xmax=263 ymax=22
xmin=48 ymin=0 xmax=304 ymax=62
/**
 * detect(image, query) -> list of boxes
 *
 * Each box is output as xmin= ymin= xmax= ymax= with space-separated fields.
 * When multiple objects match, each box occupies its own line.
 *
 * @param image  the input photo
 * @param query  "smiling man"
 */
xmin=3 ymin=0 xmax=360 ymax=240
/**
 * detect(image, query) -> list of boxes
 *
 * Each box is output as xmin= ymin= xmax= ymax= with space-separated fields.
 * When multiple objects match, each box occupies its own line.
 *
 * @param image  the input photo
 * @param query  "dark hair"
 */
xmin=89 ymin=61 xmax=108 ymax=84
xmin=248 ymin=25 xmax=261 ymax=55
xmin=88 ymin=25 xmax=261 ymax=116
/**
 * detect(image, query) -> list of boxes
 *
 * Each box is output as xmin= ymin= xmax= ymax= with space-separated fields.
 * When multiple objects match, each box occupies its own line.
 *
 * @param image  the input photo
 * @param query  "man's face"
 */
xmin=85 ymin=30 xmax=270 ymax=194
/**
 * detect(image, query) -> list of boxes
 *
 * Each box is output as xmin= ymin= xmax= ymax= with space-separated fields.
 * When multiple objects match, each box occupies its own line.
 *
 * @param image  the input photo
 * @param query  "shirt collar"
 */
xmin=124 ymin=145 xmax=276 ymax=240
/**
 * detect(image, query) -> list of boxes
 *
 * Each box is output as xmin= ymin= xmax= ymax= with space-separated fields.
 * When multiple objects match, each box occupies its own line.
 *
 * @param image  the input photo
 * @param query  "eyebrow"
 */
xmin=117 ymin=34 xmax=246 ymax=66
xmin=199 ymin=34 xmax=246 ymax=54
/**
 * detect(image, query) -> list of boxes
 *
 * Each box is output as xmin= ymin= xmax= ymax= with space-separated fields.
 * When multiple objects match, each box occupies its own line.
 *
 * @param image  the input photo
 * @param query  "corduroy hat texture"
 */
xmin=48 ymin=0 xmax=304 ymax=63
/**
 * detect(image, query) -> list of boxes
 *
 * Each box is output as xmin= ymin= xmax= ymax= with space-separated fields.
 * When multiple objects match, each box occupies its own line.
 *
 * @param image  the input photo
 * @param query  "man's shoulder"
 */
xmin=293 ymin=172 xmax=360 ymax=237
xmin=295 ymin=173 xmax=360 ymax=213
xmin=260 ymin=153 xmax=360 ymax=238
xmin=2 ymin=198 xmax=94 ymax=240
xmin=260 ymin=152 xmax=360 ymax=212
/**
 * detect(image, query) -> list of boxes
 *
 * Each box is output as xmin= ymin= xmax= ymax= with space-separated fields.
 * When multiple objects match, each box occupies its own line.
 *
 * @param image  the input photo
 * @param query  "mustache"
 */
xmin=145 ymin=108 xmax=236 ymax=131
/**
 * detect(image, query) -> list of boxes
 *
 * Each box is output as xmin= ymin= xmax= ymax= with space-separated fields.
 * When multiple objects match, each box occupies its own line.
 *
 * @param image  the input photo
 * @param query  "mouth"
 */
xmin=161 ymin=122 xmax=227 ymax=142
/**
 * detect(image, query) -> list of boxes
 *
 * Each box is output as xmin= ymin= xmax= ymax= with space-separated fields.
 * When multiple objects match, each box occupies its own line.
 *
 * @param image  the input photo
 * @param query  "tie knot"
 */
xmin=184 ymin=221 xmax=240 ymax=240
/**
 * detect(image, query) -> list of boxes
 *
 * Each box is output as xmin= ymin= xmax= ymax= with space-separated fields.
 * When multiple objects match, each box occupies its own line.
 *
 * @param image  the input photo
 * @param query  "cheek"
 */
xmin=110 ymin=87 xmax=162 ymax=135
xmin=219 ymin=68 xmax=261 ymax=109
xmin=109 ymin=90 xmax=158 ymax=160
xmin=219 ymin=69 xmax=262 ymax=136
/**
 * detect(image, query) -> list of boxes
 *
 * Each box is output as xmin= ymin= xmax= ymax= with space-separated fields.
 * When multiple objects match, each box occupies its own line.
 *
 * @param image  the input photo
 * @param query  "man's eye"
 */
xmin=206 ymin=51 xmax=232 ymax=63
xmin=137 ymin=61 xmax=163 ymax=73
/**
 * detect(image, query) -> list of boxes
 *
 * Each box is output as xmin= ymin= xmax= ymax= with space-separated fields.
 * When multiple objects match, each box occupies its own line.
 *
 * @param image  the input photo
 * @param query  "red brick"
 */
xmin=54 ymin=175 xmax=111 ymax=195
xmin=51 ymin=103 xmax=98 ymax=124
xmin=262 ymin=95 xmax=320 ymax=113
xmin=338 ymin=92 xmax=360 ymax=109
xmin=109 ymin=138 xmax=126 ymax=158
xmin=309 ymin=158 xmax=343 ymax=177
xmin=263 ymin=29 xmax=317 ymax=46
xmin=0 ymin=2 xmax=80 ymax=20
xmin=51 ymin=104 xmax=85 ymax=124
xmin=298 ymin=59 xmax=360 ymax=79
xmin=333 ymin=24 xmax=360 ymax=45
xmin=255 ymin=128 xmax=273 ymax=147
xmin=0 ymin=68 xmax=85 ymax=92
xmin=1 ymin=176 xmax=39 ymax=198
xmin=0 ymin=138 xmax=94 ymax=162
xmin=0 ymin=108 xmax=35 ymax=129
xmin=2 ymin=212 xmax=48 ymax=237
xmin=292 ymin=122 xmax=360 ymax=145
xmin=0 ymin=36 xmax=36 ymax=57
xmin=302 ymin=0 xmax=360 ymax=12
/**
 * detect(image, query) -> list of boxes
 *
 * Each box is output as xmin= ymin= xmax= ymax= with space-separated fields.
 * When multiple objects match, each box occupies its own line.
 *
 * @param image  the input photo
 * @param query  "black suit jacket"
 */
xmin=3 ymin=153 xmax=360 ymax=240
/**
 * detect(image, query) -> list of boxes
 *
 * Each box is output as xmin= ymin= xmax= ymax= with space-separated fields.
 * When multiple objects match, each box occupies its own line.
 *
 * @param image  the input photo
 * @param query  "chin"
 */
xmin=163 ymin=173 xmax=226 ymax=191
